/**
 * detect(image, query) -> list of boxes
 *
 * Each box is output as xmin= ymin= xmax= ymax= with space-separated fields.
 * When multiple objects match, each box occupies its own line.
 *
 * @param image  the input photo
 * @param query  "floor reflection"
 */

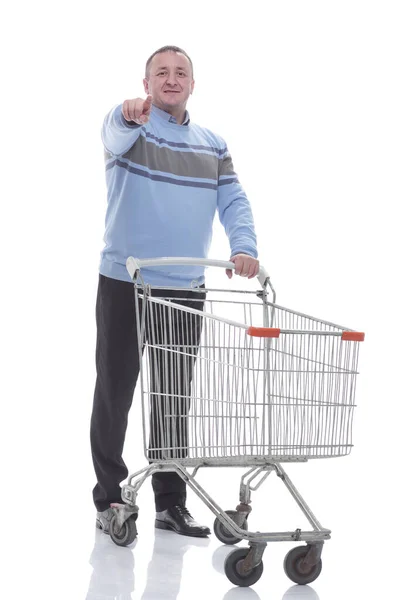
xmin=86 ymin=529 xmax=136 ymax=600
xmin=86 ymin=527 xmax=210 ymax=600
xmin=140 ymin=530 xmax=210 ymax=599
xmin=223 ymin=586 xmax=263 ymax=600
xmin=281 ymin=584 xmax=320 ymax=599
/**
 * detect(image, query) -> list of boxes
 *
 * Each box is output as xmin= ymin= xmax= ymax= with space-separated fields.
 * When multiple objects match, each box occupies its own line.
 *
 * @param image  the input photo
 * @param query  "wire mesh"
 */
xmin=135 ymin=287 xmax=361 ymax=462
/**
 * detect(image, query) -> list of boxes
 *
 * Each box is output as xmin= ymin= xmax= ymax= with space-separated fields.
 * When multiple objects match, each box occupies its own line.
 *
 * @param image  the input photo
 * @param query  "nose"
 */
xmin=166 ymin=73 xmax=178 ymax=86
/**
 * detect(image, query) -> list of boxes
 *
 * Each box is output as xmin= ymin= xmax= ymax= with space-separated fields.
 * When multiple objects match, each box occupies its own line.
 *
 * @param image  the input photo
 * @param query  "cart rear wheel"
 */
xmin=214 ymin=510 xmax=248 ymax=545
xmin=224 ymin=548 xmax=263 ymax=587
xmin=283 ymin=546 xmax=322 ymax=585
xmin=110 ymin=515 xmax=137 ymax=547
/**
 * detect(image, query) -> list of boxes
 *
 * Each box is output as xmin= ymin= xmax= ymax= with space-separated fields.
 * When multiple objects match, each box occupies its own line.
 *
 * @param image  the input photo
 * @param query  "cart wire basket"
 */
xmin=108 ymin=257 xmax=365 ymax=588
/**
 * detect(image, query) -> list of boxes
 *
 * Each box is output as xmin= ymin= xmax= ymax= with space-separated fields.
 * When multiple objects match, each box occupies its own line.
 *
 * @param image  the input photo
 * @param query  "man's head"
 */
xmin=143 ymin=46 xmax=194 ymax=119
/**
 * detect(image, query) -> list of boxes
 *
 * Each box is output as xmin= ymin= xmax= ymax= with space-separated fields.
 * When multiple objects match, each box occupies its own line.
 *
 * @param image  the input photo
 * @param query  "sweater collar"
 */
xmin=151 ymin=105 xmax=190 ymax=126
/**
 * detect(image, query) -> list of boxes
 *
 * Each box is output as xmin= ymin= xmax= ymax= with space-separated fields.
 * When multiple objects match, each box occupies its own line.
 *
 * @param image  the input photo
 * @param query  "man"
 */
xmin=91 ymin=45 xmax=259 ymax=538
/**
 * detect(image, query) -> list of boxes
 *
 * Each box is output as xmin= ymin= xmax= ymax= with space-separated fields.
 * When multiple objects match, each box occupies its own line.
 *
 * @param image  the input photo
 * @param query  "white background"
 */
xmin=2 ymin=1 xmax=399 ymax=598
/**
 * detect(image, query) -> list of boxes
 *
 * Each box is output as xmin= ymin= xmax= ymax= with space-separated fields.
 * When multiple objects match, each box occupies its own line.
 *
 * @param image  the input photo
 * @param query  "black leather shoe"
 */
xmin=155 ymin=504 xmax=211 ymax=537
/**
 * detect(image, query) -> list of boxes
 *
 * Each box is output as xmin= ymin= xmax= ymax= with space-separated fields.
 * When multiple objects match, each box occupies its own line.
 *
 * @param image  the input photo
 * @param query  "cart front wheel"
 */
xmin=224 ymin=548 xmax=263 ymax=587
xmin=283 ymin=546 xmax=322 ymax=585
xmin=214 ymin=510 xmax=248 ymax=545
xmin=110 ymin=515 xmax=137 ymax=547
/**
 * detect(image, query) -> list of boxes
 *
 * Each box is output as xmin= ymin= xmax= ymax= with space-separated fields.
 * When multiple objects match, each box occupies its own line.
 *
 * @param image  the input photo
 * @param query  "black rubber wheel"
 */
xmin=283 ymin=546 xmax=322 ymax=585
xmin=110 ymin=515 xmax=137 ymax=547
xmin=214 ymin=511 xmax=249 ymax=545
xmin=224 ymin=548 xmax=263 ymax=587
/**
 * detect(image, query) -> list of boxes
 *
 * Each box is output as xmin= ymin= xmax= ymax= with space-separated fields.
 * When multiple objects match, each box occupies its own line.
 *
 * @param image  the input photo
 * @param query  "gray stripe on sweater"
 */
xmin=120 ymin=135 xmax=220 ymax=180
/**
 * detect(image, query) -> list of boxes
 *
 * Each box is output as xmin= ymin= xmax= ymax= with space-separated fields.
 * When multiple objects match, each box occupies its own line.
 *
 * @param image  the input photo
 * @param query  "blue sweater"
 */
xmin=99 ymin=104 xmax=258 ymax=287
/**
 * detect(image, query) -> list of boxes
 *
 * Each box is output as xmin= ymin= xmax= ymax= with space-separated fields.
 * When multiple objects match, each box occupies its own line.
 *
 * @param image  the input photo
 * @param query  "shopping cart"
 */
xmin=107 ymin=257 xmax=364 ymax=588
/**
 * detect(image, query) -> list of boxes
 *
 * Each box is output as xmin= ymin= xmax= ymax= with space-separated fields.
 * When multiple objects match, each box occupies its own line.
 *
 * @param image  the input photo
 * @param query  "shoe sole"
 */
xmin=155 ymin=519 xmax=210 ymax=537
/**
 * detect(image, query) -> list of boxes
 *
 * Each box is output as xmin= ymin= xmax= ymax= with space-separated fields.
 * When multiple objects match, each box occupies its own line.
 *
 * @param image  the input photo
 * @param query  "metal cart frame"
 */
xmin=107 ymin=257 xmax=364 ymax=588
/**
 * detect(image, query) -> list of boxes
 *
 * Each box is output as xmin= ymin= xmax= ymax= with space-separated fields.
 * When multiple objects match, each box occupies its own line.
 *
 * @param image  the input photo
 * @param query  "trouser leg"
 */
xmin=90 ymin=275 xmax=141 ymax=512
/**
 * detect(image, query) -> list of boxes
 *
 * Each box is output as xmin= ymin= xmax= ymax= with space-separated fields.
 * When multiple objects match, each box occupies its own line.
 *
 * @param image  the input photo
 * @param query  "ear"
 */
xmin=190 ymin=79 xmax=195 ymax=95
xmin=143 ymin=78 xmax=149 ymax=94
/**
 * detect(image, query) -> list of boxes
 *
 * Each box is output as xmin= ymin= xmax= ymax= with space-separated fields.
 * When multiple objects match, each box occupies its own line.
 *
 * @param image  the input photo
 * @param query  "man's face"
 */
xmin=144 ymin=52 xmax=194 ymax=113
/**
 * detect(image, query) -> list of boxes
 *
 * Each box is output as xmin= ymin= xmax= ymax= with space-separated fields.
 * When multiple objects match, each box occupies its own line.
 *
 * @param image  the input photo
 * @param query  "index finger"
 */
xmin=142 ymin=94 xmax=153 ymax=113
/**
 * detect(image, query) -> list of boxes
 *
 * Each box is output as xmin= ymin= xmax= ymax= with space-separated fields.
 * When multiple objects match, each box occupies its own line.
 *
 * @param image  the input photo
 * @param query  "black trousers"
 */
xmin=90 ymin=274 xmax=205 ymax=512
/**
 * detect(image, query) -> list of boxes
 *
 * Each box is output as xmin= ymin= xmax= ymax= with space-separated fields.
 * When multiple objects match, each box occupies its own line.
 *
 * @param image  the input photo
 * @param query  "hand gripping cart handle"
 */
xmin=126 ymin=256 xmax=270 ymax=289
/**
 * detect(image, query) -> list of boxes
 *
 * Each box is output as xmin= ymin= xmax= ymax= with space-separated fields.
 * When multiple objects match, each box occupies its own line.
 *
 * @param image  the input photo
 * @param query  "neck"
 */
xmin=154 ymin=102 xmax=186 ymax=124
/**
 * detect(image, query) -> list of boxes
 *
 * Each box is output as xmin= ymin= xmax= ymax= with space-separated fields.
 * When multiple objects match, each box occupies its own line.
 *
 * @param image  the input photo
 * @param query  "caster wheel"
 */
xmin=213 ymin=511 xmax=248 ymax=545
xmin=283 ymin=546 xmax=322 ymax=585
xmin=110 ymin=515 xmax=137 ymax=547
xmin=224 ymin=547 xmax=263 ymax=587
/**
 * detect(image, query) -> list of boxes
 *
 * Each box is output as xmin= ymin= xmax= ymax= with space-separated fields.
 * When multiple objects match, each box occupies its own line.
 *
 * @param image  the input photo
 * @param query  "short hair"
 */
xmin=145 ymin=46 xmax=194 ymax=78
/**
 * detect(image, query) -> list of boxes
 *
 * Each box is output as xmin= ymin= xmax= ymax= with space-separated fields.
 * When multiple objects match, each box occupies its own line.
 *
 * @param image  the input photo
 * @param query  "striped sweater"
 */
xmin=99 ymin=104 xmax=258 ymax=287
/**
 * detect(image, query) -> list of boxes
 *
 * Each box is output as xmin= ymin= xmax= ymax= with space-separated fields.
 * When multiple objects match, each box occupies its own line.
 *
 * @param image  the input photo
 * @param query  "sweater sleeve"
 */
xmin=101 ymin=103 xmax=144 ymax=156
xmin=217 ymin=145 xmax=258 ymax=259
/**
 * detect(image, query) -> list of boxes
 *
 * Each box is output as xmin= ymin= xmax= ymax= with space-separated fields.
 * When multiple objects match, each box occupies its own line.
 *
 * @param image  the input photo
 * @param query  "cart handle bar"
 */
xmin=126 ymin=256 xmax=269 ymax=288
